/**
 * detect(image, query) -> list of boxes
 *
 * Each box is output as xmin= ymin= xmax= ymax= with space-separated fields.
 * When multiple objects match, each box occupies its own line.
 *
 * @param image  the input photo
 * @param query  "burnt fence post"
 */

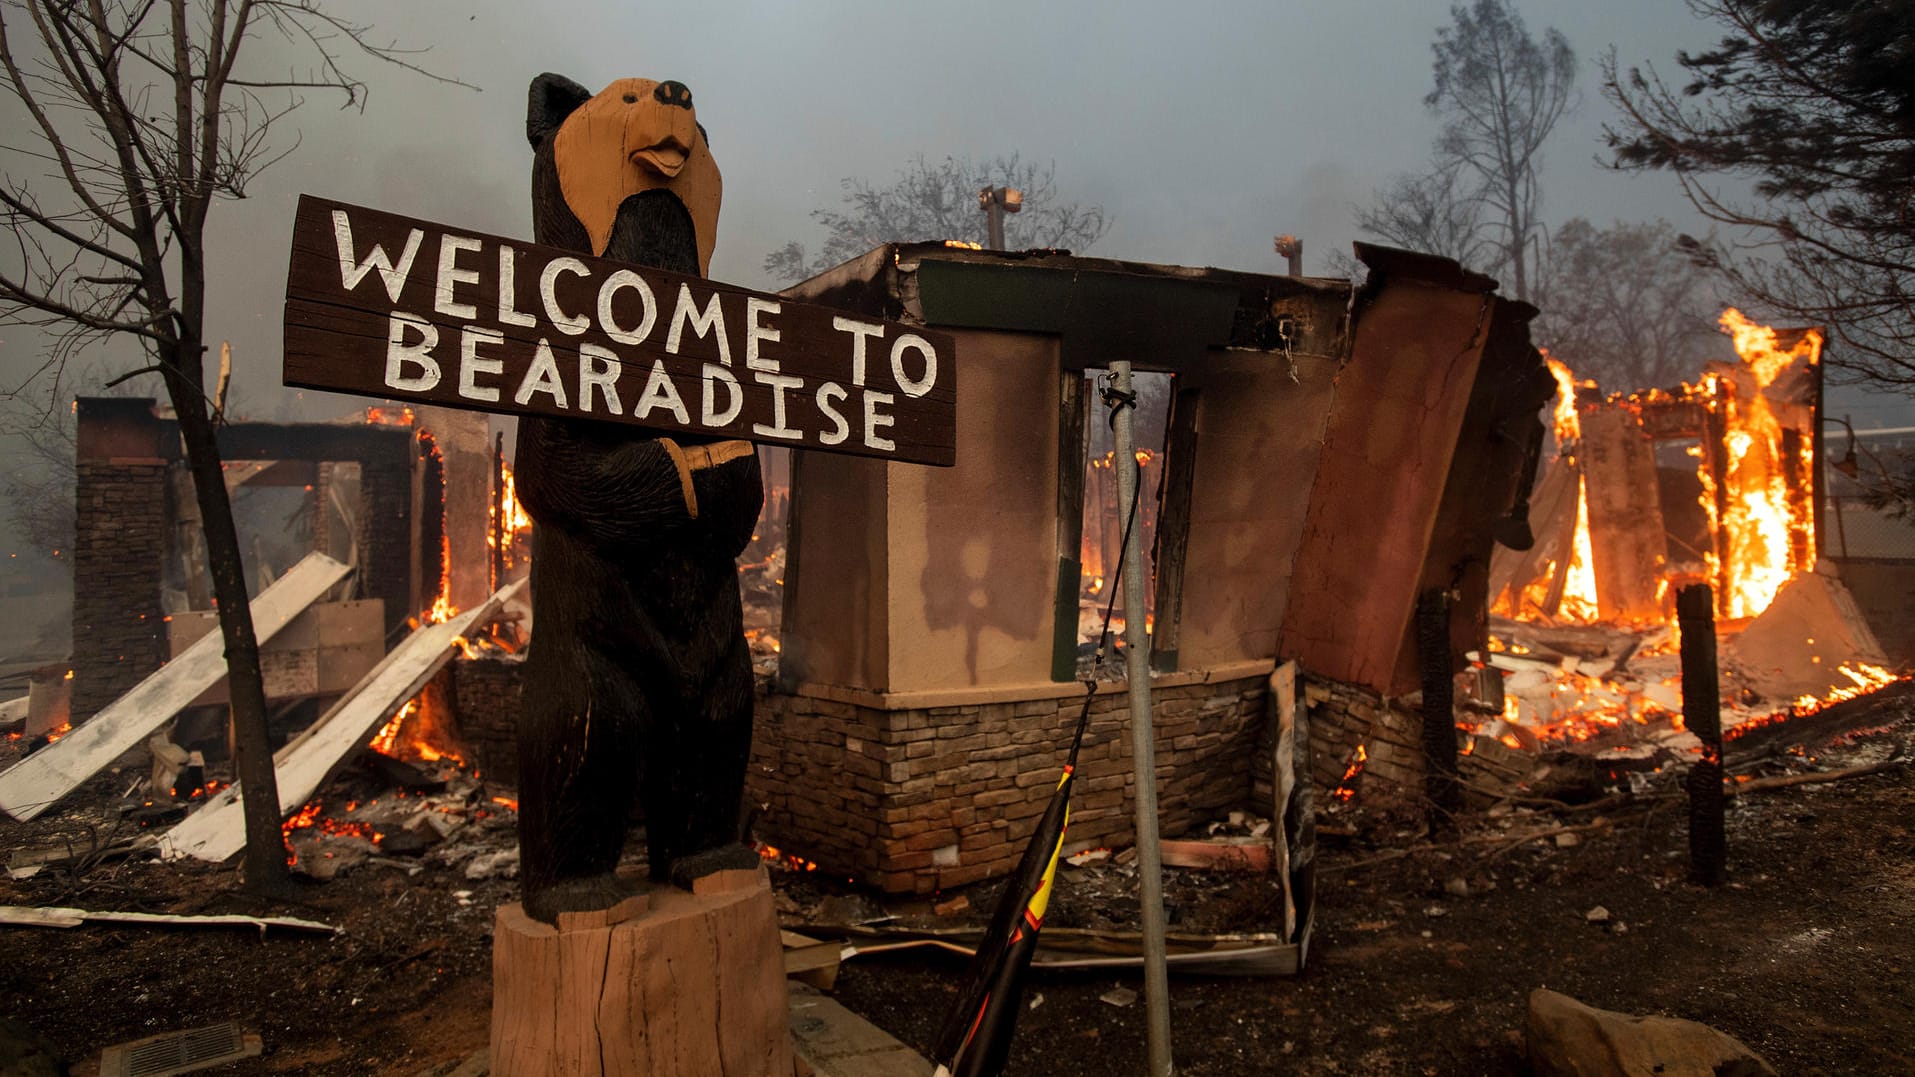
xmin=1678 ymin=583 xmax=1726 ymax=886
xmin=1416 ymin=587 xmax=1461 ymax=832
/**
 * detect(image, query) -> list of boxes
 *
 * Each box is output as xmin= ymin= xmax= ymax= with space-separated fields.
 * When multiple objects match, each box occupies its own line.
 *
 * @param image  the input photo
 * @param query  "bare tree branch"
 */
xmin=766 ymin=153 xmax=1111 ymax=282
xmin=1603 ymin=1 xmax=1915 ymax=389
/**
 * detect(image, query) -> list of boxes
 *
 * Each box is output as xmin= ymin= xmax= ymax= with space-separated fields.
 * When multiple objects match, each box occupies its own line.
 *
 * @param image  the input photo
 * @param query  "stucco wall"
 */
xmin=1175 ymin=352 xmax=1339 ymax=670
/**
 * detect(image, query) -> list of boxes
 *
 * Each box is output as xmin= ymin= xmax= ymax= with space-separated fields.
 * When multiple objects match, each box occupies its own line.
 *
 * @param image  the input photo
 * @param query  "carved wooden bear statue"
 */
xmin=515 ymin=73 xmax=763 ymax=924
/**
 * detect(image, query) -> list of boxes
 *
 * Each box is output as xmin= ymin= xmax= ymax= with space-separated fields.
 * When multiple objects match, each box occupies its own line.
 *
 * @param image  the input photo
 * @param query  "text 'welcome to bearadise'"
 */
xmin=283 ymin=195 xmax=957 ymax=466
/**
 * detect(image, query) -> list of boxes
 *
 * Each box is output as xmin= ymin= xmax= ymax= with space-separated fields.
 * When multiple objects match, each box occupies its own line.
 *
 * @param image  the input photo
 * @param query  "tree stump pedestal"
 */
xmin=490 ymin=866 xmax=792 ymax=1076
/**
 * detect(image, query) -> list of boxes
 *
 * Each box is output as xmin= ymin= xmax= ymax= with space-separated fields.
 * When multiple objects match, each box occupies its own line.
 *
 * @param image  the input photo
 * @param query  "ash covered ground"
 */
xmin=1 ymin=688 xmax=1911 ymax=1076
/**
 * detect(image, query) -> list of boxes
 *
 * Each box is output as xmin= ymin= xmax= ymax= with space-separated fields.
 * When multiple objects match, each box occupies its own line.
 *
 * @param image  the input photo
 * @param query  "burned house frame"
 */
xmin=68 ymin=397 xmax=442 ymax=724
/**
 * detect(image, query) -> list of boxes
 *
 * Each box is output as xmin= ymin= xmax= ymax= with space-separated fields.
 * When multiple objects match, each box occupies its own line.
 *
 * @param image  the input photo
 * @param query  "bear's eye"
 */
xmin=622 ymin=92 xmax=638 ymax=104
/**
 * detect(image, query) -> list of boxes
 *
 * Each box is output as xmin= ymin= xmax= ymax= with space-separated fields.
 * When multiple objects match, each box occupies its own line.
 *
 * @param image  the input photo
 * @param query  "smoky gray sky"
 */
xmin=3 ymin=0 xmax=1738 ymax=420
xmin=1 ymin=0 xmax=1905 ymax=490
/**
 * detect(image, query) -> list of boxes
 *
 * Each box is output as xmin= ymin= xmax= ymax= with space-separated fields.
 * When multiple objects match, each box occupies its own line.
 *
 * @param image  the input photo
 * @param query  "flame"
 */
xmin=365 ymin=405 xmax=416 ymax=427
xmin=415 ymin=427 xmax=458 ymax=625
xmin=489 ymin=458 xmax=534 ymax=574
xmin=1545 ymin=355 xmax=1581 ymax=446
xmin=1331 ymin=743 xmax=1367 ymax=802
xmin=1789 ymin=661 xmax=1898 ymax=713
xmin=942 ymin=239 xmax=983 ymax=250
xmin=1712 ymin=309 xmax=1820 ymax=619
xmin=756 ymin=840 xmax=820 ymax=872
xmin=368 ymin=700 xmax=416 ymax=756
xmin=1559 ymin=477 xmax=1601 ymax=623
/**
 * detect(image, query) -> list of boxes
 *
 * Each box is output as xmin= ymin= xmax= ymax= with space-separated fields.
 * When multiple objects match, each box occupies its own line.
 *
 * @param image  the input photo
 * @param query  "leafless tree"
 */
xmin=766 ymin=153 xmax=1110 ymax=282
xmin=1604 ymin=1 xmax=1915 ymax=391
xmin=1424 ymin=0 xmax=1576 ymax=300
xmin=0 ymin=0 xmax=461 ymax=894
xmin=1532 ymin=217 xmax=1732 ymax=391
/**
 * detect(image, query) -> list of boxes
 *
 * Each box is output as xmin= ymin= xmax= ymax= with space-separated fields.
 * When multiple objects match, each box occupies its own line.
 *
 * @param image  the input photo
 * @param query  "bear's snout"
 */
xmin=653 ymin=80 xmax=693 ymax=109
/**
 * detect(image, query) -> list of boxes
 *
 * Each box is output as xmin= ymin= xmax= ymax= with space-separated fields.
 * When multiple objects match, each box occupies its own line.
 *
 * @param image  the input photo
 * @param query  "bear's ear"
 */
xmin=527 ymin=73 xmax=592 ymax=148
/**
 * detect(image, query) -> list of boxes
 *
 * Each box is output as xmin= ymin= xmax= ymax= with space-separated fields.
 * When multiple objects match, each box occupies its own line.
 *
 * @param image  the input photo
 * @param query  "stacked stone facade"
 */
xmin=749 ymin=675 xmax=1268 ymax=894
xmin=70 ymin=461 xmax=169 ymax=721
xmin=1302 ymin=675 xmax=1423 ymax=806
xmin=451 ymin=653 xmax=525 ymax=786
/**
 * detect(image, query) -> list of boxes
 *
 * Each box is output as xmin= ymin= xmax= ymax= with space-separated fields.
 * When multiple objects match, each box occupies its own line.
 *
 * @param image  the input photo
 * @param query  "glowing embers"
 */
xmin=755 ymin=839 xmax=820 ymax=873
xmin=281 ymin=681 xmax=499 ymax=871
xmin=1331 ymin=744 xmax=1367 ymax=802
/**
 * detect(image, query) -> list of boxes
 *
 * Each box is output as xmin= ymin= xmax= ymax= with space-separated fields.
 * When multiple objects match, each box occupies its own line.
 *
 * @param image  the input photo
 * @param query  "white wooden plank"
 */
xmin=0 ymin=553 xmax=351 ymax=822
xmin=160 ymin=578 xmax=525 ymax=863
xmin=0 ymin=904 xmax=336 ymax=934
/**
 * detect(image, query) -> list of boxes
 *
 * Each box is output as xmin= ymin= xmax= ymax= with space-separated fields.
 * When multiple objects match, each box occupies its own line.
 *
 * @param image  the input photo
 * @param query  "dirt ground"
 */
xmin=3 ymin=690 xmax=1912 ymax=1077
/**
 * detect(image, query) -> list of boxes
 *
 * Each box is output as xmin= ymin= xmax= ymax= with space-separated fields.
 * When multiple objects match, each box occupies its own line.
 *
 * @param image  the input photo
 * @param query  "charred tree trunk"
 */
xmin=161 ymin=334 xmax=291 ymax=894
xmin=1678 ymin=584 xmax=1726 ymax=887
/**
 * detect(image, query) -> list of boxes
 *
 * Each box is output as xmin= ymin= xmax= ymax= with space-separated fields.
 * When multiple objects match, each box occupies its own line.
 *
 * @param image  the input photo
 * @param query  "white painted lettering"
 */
xmin=539 ymin=257 xmax=591 ymax=335
xmin=832 ymin=316 xmax=883 ymax=387
xmin=702 ymin=363 xmax=742 ymax=427
xmin=751 ymin=372 xmax=804 ymax=440
xmin=434 ymin=235 xmax=481 ymax=319
xmin=863 ymin=390 xmax=896 ymax=452
xmin=598 ymin=270 xmax=657 ymax=346
xmin=334 ymin=210 xmax=422 ymax=303
xmin=666 ymin=284 xmax=731 ymax=365
xmin=815 ymin=382 xmax=850 ymax=446
xmin=513 ymin=338 xmax=567 ymax=407
xmin=578 ymin=343 xmax=623 ymax=415
xmin=634 ymin=360 xmax=690 ymax=425
xmin=745 ymin=297 xmax=781 ymax=372
xmin=498 ymin=246 xmax=537 ymax=327
xmin=889 ymin=333 xmax=938 ymax=398
xmin=458 ymin=326 xmax=506 ymax=403
xmin=384 ymin=312 xmax=441 ymax=391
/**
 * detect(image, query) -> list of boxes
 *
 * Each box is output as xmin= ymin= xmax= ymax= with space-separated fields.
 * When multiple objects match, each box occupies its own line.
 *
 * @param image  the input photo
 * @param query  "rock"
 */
xmin=1585 ymin=905 xmax=1611 ymax=925
xmin=933 ymin=895 xmax=970 ymax=917
xmin=0 ymin=1016 xmax=65 ymax=1077
xmin=464 ymin=846 xmax=520 ymax=880
xmin=1555 ymin=832 xmax=1582 ymax=848
xmin=1099 ymin=986 xmax=1137 ymax=1008
xmin=1527 ymin=989 xmax=1777 ymax=1077
xmin=1424 ymin=904 xmax=1449 ymax=919
xmin=1445 ymin=876 xmax=1471 ymax=898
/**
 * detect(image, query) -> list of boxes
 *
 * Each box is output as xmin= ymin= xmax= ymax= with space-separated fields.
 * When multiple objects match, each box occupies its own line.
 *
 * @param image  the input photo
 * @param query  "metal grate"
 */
xmin=99 ymin=1022 xmax=261 ymax=1077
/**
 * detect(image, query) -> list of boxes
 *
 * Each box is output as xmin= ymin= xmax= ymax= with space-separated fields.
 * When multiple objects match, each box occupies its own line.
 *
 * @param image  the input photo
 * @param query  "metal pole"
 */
xmin=1109 ymin=361 xmax=1174 ymax=1076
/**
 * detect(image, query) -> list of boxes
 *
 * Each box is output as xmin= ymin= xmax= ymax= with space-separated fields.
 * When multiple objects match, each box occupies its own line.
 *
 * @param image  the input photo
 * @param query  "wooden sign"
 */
xmin=284 ymin=195 xmax=956 ymax=466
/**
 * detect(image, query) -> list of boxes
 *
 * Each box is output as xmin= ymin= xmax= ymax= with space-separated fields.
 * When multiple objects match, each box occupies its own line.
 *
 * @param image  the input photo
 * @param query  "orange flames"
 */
xmin=756 ymin=841 xmax=820 ymax=872
xmin=1545 ymin=355 xmax=1582 ymax=444
xmin=1482 ymin=312 xmax=1885 ymax=753
xmin=1331 ymin=743 xmax=1367 ymax=802
xmin=490 ymin=458 xmax=533 ymax=574
xmin=1712 ymin=309 xmax=1820 ymax=619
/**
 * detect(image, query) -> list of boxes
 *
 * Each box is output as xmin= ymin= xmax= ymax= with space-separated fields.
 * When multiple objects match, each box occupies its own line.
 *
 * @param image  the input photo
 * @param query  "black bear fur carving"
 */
xmin=515 ymin=73 xmax=763 ymax=925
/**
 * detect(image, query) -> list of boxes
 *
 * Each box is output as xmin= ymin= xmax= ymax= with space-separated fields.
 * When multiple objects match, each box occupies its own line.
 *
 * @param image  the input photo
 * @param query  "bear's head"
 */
xmin=527 ymin=73 xmax=722 ymax=275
